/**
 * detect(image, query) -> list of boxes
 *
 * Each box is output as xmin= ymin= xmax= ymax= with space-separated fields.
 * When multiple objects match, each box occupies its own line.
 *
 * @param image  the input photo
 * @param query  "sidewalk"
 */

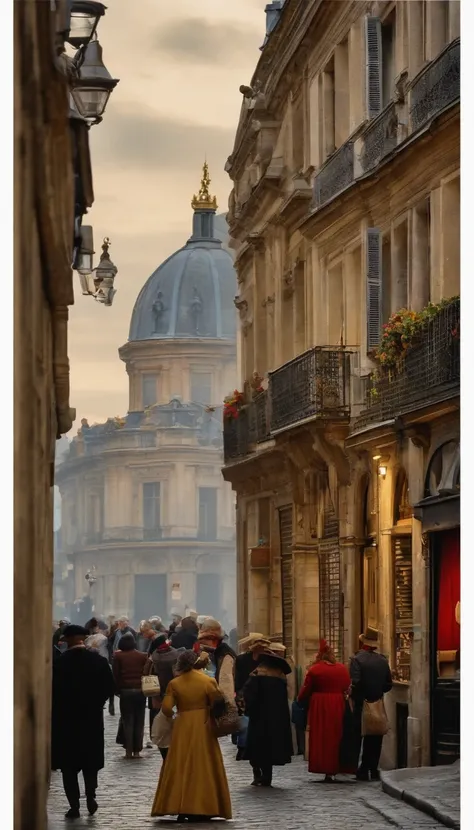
xmin=381 ymin=762 xmax=460 ymax=830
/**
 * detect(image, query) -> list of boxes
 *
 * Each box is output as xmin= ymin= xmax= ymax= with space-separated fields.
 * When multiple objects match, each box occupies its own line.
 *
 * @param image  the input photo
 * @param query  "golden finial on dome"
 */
xmin=191 ymin=161 xmax=218 ymax=211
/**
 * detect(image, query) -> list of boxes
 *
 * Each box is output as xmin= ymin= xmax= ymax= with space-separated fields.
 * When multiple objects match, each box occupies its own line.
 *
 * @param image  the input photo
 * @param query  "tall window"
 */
xmin=142 ymin=374 xmax=158 ymax=408
xmin=190 ymin=371 xmax=212 ymax=405
xmin=381 ymin=12 xmax=395 ymax=107
xmin=143 ymin=482 xmax=161 ymax=540
xmin=198 ymin=488 xmax=217 ymax=540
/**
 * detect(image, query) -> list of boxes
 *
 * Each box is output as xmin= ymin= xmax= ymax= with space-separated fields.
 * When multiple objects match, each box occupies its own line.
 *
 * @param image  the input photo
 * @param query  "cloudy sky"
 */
xmin=68 ymin=0 xmax=266 ymax=431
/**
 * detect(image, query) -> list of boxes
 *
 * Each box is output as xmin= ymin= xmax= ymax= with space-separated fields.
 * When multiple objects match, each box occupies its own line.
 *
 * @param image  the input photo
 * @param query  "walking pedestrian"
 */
xmin=197 ymin=618 xmax=236 ymax=703
xmin=243 ymin=650 xmax=293 ymax=787
xmin=350 ymin=627 xmax=393 ymax=781
xmin=113 ymin=633 xmax=148 ymax=759
xmin=151 ymin=650 xmax=232 ymax=821
xmin=234 ymin=634 xmax=271 ymax=761
xmin=51 ymin=624 xmax=115 ymax=820
xmin=112 ymin=616 xmax=136 ymax=651
xmin=143 ymin=633 xmax=182 ymax=759
xmin=85 ymin=618 xmax=109 ymax=660
xmin=170 ymin=615 xmax=199 ymax=650
xmin=298 ymin=639 xmax=355 ymax=782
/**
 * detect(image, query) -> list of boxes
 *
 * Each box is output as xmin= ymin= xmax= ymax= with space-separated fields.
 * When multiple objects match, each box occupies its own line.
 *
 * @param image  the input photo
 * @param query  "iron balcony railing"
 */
xmin=354 ymin=298 xmax=460 ymax=431
xmin=269 ymin=348 xmax=350 ymax=433
xmin=313 ymin=142 xmax=354 ymax=208
xmin=223 ymin=350 xmax=351 ymax=461
xmin=358 ymin=102 xmax=398 ymax=175
xmin=410 ymin=39 xmax=460 ymax=132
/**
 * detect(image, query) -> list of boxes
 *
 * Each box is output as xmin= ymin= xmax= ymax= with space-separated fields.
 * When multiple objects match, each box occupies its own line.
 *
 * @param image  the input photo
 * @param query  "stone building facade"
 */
xmin=223 ymin=0 xmax=459 ymax=770
xmin=57 ymin=169 xmax=238 ymax=627
xmin=14 ymin=3 xmax=117 ymax=828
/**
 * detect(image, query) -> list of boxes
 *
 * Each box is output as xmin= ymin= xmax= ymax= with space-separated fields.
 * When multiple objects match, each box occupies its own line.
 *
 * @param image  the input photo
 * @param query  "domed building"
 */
xmin=56 ymin=165 xmax=238 ymax=626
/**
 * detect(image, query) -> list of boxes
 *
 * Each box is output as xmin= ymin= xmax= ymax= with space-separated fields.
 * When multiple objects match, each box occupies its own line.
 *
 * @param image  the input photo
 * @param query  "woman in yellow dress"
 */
xmin=151 ymin=649 xmax=232 ymax=822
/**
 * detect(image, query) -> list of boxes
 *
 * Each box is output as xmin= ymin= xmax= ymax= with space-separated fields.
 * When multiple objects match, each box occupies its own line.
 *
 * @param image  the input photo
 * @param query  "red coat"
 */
xmin=298 ymin=661 xmax=354 ymax=775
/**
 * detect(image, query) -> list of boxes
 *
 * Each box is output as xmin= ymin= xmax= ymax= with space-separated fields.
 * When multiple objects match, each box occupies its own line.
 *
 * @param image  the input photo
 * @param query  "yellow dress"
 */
xmin=151 ymin=669 xmax=232 ymax=819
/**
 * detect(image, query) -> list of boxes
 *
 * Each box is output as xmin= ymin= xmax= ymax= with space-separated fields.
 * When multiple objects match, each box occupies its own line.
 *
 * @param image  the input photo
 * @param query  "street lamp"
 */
xmin=76 ymin=227 xmax=118 ymax=306
xmin=71 ymin=37 xmax=119 ymax=125
xmin=68 ymin=2 xmax=107 ymax=49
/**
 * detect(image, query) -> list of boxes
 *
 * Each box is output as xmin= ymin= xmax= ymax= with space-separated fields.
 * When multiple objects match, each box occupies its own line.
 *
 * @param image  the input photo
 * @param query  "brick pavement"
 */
xmin=48 ymin=707 xmax=446 ymax=830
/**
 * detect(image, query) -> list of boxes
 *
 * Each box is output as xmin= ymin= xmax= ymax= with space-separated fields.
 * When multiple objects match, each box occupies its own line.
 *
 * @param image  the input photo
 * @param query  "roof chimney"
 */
xmin=261 ymin=1 xmax=285 ymax=50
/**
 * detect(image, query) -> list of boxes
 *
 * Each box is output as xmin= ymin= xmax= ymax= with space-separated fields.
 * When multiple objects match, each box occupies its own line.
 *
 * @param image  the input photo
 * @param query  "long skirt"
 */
xmin=307 ymin=692 xmax=356 ymax=775
xmin=151 ymin=708 xmax=232 ymax=819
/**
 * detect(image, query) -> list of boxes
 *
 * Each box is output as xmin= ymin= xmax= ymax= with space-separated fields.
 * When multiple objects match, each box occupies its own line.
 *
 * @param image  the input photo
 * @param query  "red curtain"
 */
xmin=437 ymin=529 xmax=460 ymax=651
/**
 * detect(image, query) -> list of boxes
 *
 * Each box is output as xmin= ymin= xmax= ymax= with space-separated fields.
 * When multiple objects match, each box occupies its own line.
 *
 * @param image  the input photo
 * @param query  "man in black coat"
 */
xmin=52 ymin=625 xmax=115 ymax=820
xmin=350 ymin=627 xmax=393 ymax=781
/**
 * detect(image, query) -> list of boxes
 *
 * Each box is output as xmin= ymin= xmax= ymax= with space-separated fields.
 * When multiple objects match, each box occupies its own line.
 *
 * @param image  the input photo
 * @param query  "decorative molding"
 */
xmin=406 ymin=425 xmax=431 ymax=450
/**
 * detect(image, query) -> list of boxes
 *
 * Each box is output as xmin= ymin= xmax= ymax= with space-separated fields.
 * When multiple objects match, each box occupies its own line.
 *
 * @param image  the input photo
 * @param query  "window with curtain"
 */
xmin=198 ymin=487 xmax=217 ymax=540
xmin=143 ymin=482 xmax=161 ymax=540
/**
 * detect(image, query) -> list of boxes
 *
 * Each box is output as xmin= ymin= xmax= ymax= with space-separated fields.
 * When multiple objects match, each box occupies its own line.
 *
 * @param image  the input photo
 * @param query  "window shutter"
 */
xmin=366 ymin=228 xmax=382 ymax=350
xmin=365 ymin=16 xmax=382 ymax=120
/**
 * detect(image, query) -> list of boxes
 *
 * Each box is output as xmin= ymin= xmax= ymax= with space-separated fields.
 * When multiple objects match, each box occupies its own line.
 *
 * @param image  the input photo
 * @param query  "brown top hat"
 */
xmin=359 ymin=626 xmax=380 ymax=648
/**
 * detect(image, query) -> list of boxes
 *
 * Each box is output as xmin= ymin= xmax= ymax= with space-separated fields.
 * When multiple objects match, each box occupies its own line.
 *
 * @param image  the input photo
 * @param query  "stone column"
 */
xmin=406 ymin=438 xmax=431 ymax=767
xmin=429 ymin=187 xmax=442 ymax=302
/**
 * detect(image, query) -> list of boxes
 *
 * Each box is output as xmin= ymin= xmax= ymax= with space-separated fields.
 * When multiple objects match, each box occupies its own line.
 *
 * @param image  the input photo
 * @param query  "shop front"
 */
xmin=414 ymin=440 xmax=460 ymax=765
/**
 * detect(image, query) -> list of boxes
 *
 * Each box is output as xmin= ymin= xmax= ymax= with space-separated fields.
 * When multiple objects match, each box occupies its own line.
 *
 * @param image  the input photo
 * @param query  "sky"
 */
xmin=68 ymin=0 xmax=266 ymax=432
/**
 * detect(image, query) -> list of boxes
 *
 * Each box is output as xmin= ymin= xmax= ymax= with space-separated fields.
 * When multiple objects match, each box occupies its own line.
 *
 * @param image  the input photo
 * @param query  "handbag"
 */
xmin=141 ymin=674 xmax=160 ymax=697
xmin=361 ymin=698 xmax=389 ymax=736
xmin=151 ymin=709 xmax=174 ymax=748
xmin=236 ymin=715 xmax=249 ymax=748
xmin=291 ymin=700 xmax=307 ymax=730
xmin=211 ymin=699 xmax=240 ymax=738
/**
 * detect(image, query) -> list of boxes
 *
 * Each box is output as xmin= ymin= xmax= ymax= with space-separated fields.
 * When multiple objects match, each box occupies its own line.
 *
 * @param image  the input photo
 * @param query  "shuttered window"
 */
xmin=279 ymin=506 xmax=293 ymax=653
xmin=319 ymin=509 xmax=343 ymax=661
xmin=366 ymin=228 xmax=382 ymax=350
xmin=393 ymin=535 xmax=413 ymax=682
xmin=365 ymin=16 xmax=382 ymax=120
xmin=143 ymin=482 xmax=162 ymax=540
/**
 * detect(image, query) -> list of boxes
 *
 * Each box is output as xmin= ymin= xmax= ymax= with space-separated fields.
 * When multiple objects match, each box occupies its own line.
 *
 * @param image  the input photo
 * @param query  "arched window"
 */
xmin=425 ymin=440 xmax=460 ymax=499
xmin=393 ymin=468 xmax=412 ymax=525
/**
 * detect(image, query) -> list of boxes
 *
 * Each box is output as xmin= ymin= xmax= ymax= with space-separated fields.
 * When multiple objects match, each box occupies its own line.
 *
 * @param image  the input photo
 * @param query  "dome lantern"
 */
xmin=190 ymin=161 xmax=218 ymax=243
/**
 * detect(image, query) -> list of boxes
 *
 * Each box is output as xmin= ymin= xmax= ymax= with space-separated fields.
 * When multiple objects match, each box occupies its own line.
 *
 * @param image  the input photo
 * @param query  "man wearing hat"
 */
xmin=242 ymin=649 xmax=293 ymax=786
xmin=234 ymin=635 xmax=272 ymax=760
xmin=52 ymin=624 xmax=115 ymax=819
xmin=350 ymin=627 xmax=393 ymax=781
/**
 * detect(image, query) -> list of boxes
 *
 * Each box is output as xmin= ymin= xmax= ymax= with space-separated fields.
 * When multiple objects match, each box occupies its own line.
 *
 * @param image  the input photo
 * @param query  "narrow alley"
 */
xmin=48 ymin=711 xmax=447 ymax=830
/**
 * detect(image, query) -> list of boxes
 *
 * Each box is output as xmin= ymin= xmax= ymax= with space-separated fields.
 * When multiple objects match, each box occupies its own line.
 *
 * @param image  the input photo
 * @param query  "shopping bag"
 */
xmin=361 ymin=698 xmax=389 ymax=736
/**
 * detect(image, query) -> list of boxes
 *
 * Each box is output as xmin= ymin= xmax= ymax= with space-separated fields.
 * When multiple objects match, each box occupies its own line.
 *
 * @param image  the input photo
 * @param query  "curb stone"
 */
xmin=381 ymin=774 xmax=460 ymax=830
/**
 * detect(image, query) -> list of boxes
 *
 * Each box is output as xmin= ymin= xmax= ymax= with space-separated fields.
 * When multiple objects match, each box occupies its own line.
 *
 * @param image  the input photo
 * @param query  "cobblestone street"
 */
xmin=48 ymin=706 xmax=447 ymax=830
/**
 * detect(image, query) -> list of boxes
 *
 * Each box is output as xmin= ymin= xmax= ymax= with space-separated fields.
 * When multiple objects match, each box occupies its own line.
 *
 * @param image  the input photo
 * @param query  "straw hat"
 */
xmin=238 ymin=632 xmax=271 ymax=652
xmin=359 ymin=626 xmax=380 ymax=648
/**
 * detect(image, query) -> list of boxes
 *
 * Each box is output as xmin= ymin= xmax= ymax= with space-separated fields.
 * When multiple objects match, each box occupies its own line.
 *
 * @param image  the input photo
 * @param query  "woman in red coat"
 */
xmin=298 ymin=640 xmax=354 ymax=782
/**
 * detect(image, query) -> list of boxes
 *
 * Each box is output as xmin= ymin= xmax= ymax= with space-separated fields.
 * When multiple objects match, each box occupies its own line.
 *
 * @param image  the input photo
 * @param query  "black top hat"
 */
xmin=257 ymin=651 xmax=292 ymax=675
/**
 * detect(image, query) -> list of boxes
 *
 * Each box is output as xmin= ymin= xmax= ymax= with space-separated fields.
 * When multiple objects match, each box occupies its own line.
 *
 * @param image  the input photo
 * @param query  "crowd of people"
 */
xmin=51 ymin=612 xmax=392 ymax=823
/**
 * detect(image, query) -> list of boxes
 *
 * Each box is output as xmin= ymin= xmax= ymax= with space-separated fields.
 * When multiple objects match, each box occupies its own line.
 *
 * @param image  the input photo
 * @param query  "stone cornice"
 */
xmin=119 ymin=338 xmax=236 ymax=363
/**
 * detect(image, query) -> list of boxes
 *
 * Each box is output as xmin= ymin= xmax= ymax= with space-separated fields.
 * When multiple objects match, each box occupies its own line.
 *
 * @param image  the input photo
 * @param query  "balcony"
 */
xmin=357 ymin=102 xmax=398 ymax=176
xmin=313 ymin=142 xmax=354 ymax=208
xmin=354 ymin=298 xmax=460 ymax=431
xmin=223 ymin=349 xmax=350 ymax=462
xmin=410 ymin=39 xmax=460 ymax=133
xmin=270 ymin=348 xmax=350 ymax=432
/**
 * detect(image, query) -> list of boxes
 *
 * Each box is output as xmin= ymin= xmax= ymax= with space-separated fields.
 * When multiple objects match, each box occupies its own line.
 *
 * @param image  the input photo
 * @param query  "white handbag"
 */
xmin=151 ymin=709 xmax=174 ymax=748
xmin=141 ymin=674 xmax=160 ymax=697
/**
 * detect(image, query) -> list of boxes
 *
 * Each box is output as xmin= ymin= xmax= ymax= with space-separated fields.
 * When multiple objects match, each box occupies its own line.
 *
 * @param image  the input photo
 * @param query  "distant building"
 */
xmin=57 ymin=165 xmax=237 ymax=625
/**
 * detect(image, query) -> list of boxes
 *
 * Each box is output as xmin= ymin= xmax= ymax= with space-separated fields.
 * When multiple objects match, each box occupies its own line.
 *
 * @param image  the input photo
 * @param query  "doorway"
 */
xmin=134 ymin=574 xmax=167 ymax=624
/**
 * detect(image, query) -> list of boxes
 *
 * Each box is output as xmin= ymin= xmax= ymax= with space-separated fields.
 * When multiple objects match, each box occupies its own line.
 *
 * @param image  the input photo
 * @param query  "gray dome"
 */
xmin=129 ymin=211 xmax=237 ymax=342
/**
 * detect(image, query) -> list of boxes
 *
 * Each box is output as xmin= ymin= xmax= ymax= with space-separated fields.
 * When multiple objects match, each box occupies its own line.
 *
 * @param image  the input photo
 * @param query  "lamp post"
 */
xmin=68 ymin=1 xmax=107 ymax=49
xmin=77 ymin=229 xmax=118 ymax=306
xmin=71 ymin=37 xmax=119 ymax=125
